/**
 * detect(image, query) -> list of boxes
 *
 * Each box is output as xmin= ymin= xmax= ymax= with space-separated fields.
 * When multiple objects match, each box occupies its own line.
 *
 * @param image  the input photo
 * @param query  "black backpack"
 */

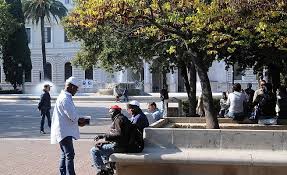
xmin=127 ymin=124 xmax=144 ymax=153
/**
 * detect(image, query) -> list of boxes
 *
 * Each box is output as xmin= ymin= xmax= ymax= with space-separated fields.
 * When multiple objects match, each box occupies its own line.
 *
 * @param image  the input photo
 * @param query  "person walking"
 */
xmin=219 ymin=92 xmax=228 ymax=117
xmin=38 ymin=84 xmax=52 ymax=134
xmin=50 ymin=77 xmax=86 ymax=175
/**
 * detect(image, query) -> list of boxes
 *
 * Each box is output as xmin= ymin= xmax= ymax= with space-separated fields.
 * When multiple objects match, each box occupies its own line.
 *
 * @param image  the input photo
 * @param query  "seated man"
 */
xmin=147 ymin=102 xmax=163 ymax=122
xmin=90 ymin=105 xmax=131 ymax=175
xmin=127 ymin=100 xmax=149 ymax=133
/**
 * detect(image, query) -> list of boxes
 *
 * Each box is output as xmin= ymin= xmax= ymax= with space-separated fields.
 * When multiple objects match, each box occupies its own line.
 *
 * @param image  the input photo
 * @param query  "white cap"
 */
xmin=66 ymin=77 xmax=80 ymax=87
xmin=129 ymin=100 xmax=140 ymax=107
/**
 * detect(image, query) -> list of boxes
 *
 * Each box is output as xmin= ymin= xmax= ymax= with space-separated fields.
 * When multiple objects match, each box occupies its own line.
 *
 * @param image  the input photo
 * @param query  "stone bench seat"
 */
xmin=110 ymin=127 xmax=287 ymax=175
xmin=110 ymin=148 xmax=287 ymax=166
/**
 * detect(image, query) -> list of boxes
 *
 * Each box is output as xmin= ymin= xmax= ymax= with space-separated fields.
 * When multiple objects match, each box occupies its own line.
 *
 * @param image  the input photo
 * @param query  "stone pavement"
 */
xmin=0 ymin=99 xmax=150 ymax=175
xmin=0 ymin=139 xmax=97 ymax=175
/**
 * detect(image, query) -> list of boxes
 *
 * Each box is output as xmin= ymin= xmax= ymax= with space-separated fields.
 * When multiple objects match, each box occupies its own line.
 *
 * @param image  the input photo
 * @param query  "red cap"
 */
xmin=110 ymin=105 xmax=121 ymax=110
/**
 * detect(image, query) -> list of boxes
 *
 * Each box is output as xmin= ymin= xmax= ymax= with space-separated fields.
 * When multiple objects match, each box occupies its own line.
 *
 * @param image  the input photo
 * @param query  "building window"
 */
xmin=85 ymin=68 xmax=93 ymax=80
xmin=46 ymin=63 xmax=52 ymax=81
xmin=65 ymin=0 xmax=70 ymax=4
xmin=26 ymin=28 xmax=31 ymax=43
xmin=25 ymin=69 xmax=31 ymax=82
xmin=65 ymin=62 xmax=72 ymax=80
xmin=44 ymin=27 xmax=51 ymax=43
xmin=64 ymin=31 xmax=70 ymax=42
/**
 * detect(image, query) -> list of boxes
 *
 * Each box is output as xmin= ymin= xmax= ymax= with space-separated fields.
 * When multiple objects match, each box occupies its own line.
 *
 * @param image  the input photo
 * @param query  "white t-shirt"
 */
xmin=227 ymin=91 xmax=247 ymax=113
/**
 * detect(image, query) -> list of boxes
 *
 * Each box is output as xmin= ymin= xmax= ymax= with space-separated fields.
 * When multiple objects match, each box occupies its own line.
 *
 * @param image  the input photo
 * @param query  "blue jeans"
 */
xmin=59 ymin=136 xmax=75 ymax=175
xmin=90 ymin=143 xmax=115 ymax=170
xmin=226 ymin=111 xmax=245 ymax=121
xmin=40 ymin=109 xmax=51 ymax=131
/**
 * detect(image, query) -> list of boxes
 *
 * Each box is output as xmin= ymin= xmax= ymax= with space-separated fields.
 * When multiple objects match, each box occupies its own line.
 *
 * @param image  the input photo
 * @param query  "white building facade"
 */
xmin=0 ymin=1 xmax=259 ymax=93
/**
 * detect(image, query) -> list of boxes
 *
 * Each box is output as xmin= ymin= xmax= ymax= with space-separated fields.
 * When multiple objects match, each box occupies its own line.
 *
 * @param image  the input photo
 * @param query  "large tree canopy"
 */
xmin=65 ymin=0 xmax=287 ymax=128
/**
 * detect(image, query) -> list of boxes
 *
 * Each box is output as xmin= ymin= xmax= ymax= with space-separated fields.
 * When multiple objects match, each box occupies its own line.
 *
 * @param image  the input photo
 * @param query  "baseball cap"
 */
xmin=66 ymin=77 xmax=80 ymax=87
xmin=110 ymin=105 xmax=122 ymax=110
xmin=129 ymin=100 xmax=140 ymax=107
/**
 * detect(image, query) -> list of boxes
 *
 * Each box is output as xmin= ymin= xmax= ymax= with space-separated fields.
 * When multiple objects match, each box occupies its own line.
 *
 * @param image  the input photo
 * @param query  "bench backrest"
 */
xmin=144 ymin=128 xmax=287 ymax=151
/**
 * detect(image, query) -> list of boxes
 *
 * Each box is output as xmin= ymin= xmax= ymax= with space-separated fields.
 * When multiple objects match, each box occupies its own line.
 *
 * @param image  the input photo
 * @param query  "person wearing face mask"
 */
xmin=127 ymin=100 xmax=149 ymax=133
xmin=90 ymin=105 xmax=131 ymax=175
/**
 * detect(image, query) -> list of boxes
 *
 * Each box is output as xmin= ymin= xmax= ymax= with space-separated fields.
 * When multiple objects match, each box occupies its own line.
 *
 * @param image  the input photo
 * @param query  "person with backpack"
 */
xmin=90 ymin=105 xmax=133 ymax=175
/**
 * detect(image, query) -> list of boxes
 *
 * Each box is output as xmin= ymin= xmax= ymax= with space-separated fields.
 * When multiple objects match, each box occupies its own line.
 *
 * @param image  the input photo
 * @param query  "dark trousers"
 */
xmin=40 ymin=109 xmax=51 ymax=131
xmin=59 ymin=136 xmax=75 ymax=175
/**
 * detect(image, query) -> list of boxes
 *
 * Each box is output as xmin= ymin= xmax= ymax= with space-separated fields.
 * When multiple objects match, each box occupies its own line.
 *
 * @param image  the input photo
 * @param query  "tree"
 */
xmin=23 ymin=0 xmax=67 ymax=80
xmin=0 ymin=0 xmax=16 ymax=54
xmin=65 ymin=0 xmax=219 ymax=127
xmin=2 ymin=0 xmax=31 ymax=90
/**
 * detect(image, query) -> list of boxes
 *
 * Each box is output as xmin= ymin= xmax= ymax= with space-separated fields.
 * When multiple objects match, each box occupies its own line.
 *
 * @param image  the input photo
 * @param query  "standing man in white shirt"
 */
xmin=51 ymin=77 xmax=86 ymax=175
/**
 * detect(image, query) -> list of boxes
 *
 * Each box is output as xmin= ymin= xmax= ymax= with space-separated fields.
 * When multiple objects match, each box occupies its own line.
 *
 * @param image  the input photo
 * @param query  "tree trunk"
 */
xmin=191 ymin=54 xmax=219 ymax=129
xmin=268 ymin=64 xmax=280 ymax=92
xmin=40 ymin=16 xmax=47 ymax=80
xmin=188 ymin=62 xmax=197 ymax=116
xmin=179 ymin=61 xmax=196 ymax=116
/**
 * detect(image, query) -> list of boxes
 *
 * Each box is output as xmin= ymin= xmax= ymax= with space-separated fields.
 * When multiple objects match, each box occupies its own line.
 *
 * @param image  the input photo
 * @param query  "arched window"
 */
xmin=65 ymin=62 xmax=72 ymax=80
xmin=46 ymin=63 xmax=52 ymax=81
xmin=85 ymin=67 xmax=93 ymax=80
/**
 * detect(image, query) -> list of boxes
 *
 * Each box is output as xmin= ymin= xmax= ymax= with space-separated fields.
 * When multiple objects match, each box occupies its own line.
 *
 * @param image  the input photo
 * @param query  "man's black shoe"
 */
xmin=40 ymin=131 xmax=46 ymax=134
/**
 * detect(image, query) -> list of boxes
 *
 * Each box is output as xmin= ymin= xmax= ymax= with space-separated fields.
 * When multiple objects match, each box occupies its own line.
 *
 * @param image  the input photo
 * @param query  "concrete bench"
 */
xmin=110 ymin=127 xmax=287 ymax=175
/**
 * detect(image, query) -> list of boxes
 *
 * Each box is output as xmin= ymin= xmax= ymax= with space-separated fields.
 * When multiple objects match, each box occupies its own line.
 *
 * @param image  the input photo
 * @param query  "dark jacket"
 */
xmin=105 ymin=113 xmax=131 ymax=151
xmin=38 ymin=91 xmax=51 ymax=111
xmin=131 ymin=112 xmax=149 ymax=133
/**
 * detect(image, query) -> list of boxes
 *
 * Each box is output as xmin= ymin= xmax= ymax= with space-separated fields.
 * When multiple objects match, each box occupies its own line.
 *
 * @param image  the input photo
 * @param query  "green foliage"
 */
xmin=0 ymin=0 xmax=17 ymax=54
xmin=23 ymin=0 xmax=67 ymax=79
xmin=23 ymin=0 xmax=68 ymax=24
xmin=2 ymin=0 xmax=31 ymax=88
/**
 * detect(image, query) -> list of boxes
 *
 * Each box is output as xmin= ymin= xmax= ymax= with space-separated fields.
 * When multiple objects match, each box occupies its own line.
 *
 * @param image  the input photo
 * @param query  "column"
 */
xmin=143 ymin=61 xmax=152 ymax=93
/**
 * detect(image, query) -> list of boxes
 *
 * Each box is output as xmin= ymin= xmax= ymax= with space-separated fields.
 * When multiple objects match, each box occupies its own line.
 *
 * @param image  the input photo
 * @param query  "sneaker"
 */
xmin=40 ymin=131 xmax=46 ymax=134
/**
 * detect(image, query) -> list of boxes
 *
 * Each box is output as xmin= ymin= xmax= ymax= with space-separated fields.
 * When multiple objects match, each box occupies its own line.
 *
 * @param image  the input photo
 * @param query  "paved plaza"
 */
xmin=0 ymin=99 xmax=153 ymax=175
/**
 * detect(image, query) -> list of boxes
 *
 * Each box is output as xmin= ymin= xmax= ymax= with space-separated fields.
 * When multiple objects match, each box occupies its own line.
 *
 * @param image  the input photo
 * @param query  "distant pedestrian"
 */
xmin=219 ymin=92 xmax=228 ymax=117
xmin=51 ymin=77 xmax=86 ymax=175
xmin=38 ymin=84 xmax=51 ymax=134
xmin=113 ymin=86 xmax=122 ymax=102
xmin=160 ymin=87 xmax=169 ymax=117
xmin=276 ymin=86 xmax=287 ymax=118
xmin=123 ymin=87 xmax=129 ymax=102
xmin=245 ymin=83 xmax=255 ymax=114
